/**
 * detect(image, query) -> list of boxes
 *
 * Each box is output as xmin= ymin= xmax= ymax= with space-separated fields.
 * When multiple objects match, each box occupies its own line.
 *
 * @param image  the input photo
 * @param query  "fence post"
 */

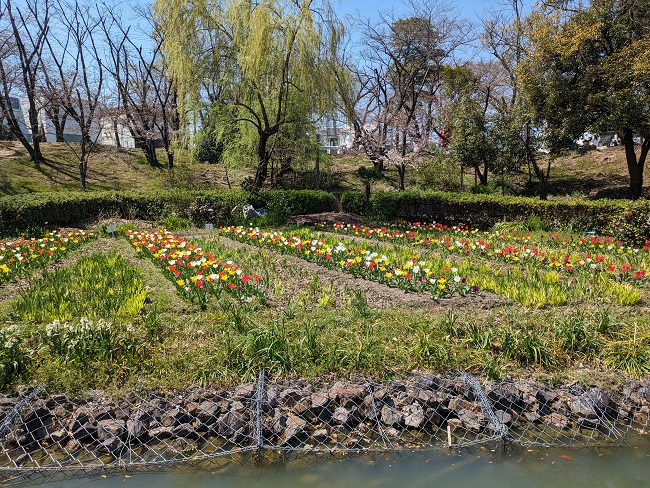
xmin=459 ymin=371 xmax=510 ymax=449
xmin=254 ymin=368 xmax=266 ymax=461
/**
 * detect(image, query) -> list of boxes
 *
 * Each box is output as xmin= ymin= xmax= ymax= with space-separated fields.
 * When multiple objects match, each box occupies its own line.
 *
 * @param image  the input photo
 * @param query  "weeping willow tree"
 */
xmin=154 ymin=0 xmax=345 ymax=191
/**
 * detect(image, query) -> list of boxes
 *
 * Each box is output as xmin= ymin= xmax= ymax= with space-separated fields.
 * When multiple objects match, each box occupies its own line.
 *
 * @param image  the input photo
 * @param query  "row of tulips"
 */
xmin=324 ymin=222 xmax=649 ymax=284
xmin=220 ymin=226 xmax=479 ymax=299
xmin=126 ymin=229 xmax=263 ymax=307
xmin=0 ymin=231 xmax=96 ymax=285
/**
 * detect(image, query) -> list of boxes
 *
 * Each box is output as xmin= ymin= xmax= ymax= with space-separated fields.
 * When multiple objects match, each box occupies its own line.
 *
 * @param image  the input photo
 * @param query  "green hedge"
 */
xmin=0 ymin=189 xmax=339 ymax=236
xmin=341 ymin=190 xmax=649 ymax=242
xmin=341 ymin=191 xmax=366 ymax=216
xmin=4 ymin=188 xmax=647 ymax=243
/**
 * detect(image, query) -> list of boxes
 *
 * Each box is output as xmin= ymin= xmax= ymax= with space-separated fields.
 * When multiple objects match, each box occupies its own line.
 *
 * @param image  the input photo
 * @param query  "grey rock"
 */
xmin=280 ymin=413 xmax=307 ymax=445
xmin=404 ymin=404 xmax=425 ymax=429
xmin=217 ymin=411 xmax=246 ymax=436
xmin=332 ymin=406 xmax=357 ymax=427
xmin=525 ymin=412 xmax=541 ymax=423
xmin=569 ymin=388 xmax=614 ymax=419
xmin=233 ymin=383 xmax=255 ymax=400
xmin=278 ymin=388 xmax=305 ymax=408
xmin=329 ymin=382 xmax=366 ymax=403
xmin=542 ymin=412 xmax=570 ymax=430
xmin=487 ymin=385 xmax=523 ymax=412
xmin=162 ymin=407 xmax=189 ymax=427
xmin=311 ymin=391 xmax=330 ymax=410
xmin=313 ymin=428 xmax=329 ymax=441
xmin=381 ymin=405 xmax=402 ymax=427
xmin=126 ymin=419 xmax=148 ymax=439
xmin=97 ymin=419 xmax=126 ymax=442
xmin=148 ymin=426 xmax=174 ymax=440
xmin=173 ymin=423 xmax=198 ymax=439
xmin=100 ymin=436 xmax=122 ymax=453
xmin=495 ymin=410 xmax=513 ymax=426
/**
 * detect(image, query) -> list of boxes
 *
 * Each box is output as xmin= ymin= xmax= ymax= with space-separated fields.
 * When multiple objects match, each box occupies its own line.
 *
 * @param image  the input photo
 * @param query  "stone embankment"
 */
xmin=2 ymin=373 xmax=650 ymax=461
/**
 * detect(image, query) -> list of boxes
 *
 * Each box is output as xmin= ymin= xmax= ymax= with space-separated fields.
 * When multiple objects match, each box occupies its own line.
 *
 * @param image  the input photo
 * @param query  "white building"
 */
xmin=1 ymin=97 xmax=30 ymax=140
xmin=3 ymin=96 xmax=138 ymax=148
xmin=315 ymin=119 xmax=355 ymax=155
xmin=99 ymin=117 xmax=136 ymax=149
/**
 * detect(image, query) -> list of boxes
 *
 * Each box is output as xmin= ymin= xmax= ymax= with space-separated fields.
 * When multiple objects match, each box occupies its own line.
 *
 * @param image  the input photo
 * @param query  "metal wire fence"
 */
xmin=1 ymin=370 xmax=649 ymax=484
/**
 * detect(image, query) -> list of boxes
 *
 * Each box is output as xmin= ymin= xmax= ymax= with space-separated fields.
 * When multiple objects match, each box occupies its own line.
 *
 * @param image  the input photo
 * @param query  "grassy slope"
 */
xmin=2 ymin=140 xmax=649 ymax=199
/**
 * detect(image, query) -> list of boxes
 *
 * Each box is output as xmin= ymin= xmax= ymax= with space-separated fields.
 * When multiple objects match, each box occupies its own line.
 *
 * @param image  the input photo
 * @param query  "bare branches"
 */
xmin=343 ymin=0 xmax=471 ymax=189
xmin=0 ymin=0 xmax=50 ymax=166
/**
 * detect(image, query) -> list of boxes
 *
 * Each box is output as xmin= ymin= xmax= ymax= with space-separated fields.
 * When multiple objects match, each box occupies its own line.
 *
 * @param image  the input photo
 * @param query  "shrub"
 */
xmin=602 ymin=200 xmax=650 ymax=245
xmin=341 ymin=191 xmax=367 ymax=215
xmin=358 ymin=190 xmax=629 ymax=234
xmin=0 ymin=189 xmax=251 ymax=235
xmin=187 ymin=197 xmax=229 ymax=225
xmin=264 ymin=190 xmax=337 ymax=224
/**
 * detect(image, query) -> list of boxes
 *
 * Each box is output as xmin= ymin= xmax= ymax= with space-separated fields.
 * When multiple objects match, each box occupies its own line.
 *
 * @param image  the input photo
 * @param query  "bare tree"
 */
xmin=0 ymin=0 xmax=50 ymax=167
xmin=343 ymin=0 xmax=471 ymax=190
xmin=40 ymin=0 xmax=104 ymax=190
xmin=100 ymin=8 xmax=179 ymax=168
xmin=40 ymin=16 xmax=76 ymax=143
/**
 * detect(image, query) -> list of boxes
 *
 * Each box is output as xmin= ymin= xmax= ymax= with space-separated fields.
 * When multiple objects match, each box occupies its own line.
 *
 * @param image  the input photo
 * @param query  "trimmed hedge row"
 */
xmin=341 ymin=190 xmax=650 ymax=243
xmin=3 ymin=187 xmax=647 ymax=243
xmin=0 ymin=189 xmax=338 ymax=236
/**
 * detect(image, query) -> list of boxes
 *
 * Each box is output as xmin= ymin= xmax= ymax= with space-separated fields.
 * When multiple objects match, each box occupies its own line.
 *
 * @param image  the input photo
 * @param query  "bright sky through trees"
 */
xmin=337 ymin=0 xmax=533 ymax=22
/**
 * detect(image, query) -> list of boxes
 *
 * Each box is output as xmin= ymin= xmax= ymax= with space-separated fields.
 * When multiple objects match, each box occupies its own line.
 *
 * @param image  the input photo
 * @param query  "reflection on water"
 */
xmin=13 ymin=443 xmax=650 ymax=488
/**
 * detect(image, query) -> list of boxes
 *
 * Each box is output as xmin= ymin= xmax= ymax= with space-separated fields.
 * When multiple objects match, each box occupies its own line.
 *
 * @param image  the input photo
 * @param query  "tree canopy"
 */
xmin=154 ymin=0 xmax=344 ymax=191
xmin=519 ymin=0 xmax=650 ymax=198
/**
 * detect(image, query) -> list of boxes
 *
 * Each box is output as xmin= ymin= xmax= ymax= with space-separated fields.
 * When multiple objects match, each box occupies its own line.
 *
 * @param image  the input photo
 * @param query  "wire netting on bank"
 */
xmin=1 ymin=370 xmax=649 ymax=484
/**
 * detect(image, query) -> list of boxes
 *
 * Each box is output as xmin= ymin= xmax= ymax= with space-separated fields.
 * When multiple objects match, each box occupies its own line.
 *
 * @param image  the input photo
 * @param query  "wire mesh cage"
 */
xmin=1 ymin=370 xmax=649 ymax=484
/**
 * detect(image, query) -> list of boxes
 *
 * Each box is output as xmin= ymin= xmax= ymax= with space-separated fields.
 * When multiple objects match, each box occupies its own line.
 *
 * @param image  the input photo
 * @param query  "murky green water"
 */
xmin=13 ymin=443 xmax=650 ymax=488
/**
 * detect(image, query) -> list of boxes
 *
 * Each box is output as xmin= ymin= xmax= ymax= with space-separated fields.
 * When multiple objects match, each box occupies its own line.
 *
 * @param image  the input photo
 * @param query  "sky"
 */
xmin=106 ymin=0 xmax=535 ymax=58
xmin=331 ymin=0 xmax=535 ymax=61
xmin=336 ymin=0 xmax=497 ymax=23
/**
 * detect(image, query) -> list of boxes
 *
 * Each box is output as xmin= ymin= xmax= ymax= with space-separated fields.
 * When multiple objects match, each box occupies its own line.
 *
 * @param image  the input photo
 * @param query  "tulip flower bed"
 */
xmin=1 ymin=218 xmax=649 ymax=394
xmin=326 ymin=222 xmax=650 ymax=279
xmin=126 ymin=229 xmax=264 ymax=308
xmin=219 ymin=226 xmax=478 ymax=299
xmin=300 ymin=223 xmax=643 ymax=306
xmin=325 ymin=222 xmax=649 ymax=291
xmin=0 ymin=230 xmax=96 ymax=285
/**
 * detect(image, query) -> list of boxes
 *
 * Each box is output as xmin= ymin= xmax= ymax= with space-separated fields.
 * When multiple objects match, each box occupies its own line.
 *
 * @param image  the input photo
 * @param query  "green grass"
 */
xmin=4 ymin=139 xmax=649 ymax=198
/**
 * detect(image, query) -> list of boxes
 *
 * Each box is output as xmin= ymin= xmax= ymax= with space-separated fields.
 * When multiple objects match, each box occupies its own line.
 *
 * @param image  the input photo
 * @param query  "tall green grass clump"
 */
xmin=10 ymin=252 xmax=148 ymax=322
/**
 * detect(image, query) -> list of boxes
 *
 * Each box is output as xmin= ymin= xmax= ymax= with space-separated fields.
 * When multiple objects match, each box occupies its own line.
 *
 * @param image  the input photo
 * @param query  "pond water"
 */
xmin=13 ymin=442 xmax=650 ymax=488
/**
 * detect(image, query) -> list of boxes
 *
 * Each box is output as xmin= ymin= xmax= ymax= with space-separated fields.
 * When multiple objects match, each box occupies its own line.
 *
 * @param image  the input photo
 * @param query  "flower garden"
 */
xmin=0 ymin=218 xmax=649 ymax=394
xmin=0 ymin=231 xmax=96 ymax=284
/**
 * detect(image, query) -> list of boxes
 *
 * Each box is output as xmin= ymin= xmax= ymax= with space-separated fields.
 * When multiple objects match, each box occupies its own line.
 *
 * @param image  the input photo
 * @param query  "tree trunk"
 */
xmin=252 ymin=131 xmax=272 ymax=192
xmin=79 ymin=159 xmax=87 ymax=191
xmin=141 ymin=141 xmax=159 ymax=167
xmin=475 ymin=164 xmax=488 ymax=186
xmin=525 ymin=120 xmax=548 ymax=200
xmin=397 ymin=163 xmax=406 ymax=191
xmin=113 ymin=120 xmax=121 ymax=148
xmin=622 ymin=129 xmax=648 ymax=200
xmin=364 ymin=180 xmax=371 ymax=209
xmin=314 ymin=144 xmax=320 ymax=190
xmin=167 ymin=149 xmax=174 ymax=170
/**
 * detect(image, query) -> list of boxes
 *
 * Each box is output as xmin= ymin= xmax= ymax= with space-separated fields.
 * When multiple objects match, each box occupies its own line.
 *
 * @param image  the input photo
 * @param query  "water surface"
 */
xmin=17 ymin=444 xmax=650 ymax=488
